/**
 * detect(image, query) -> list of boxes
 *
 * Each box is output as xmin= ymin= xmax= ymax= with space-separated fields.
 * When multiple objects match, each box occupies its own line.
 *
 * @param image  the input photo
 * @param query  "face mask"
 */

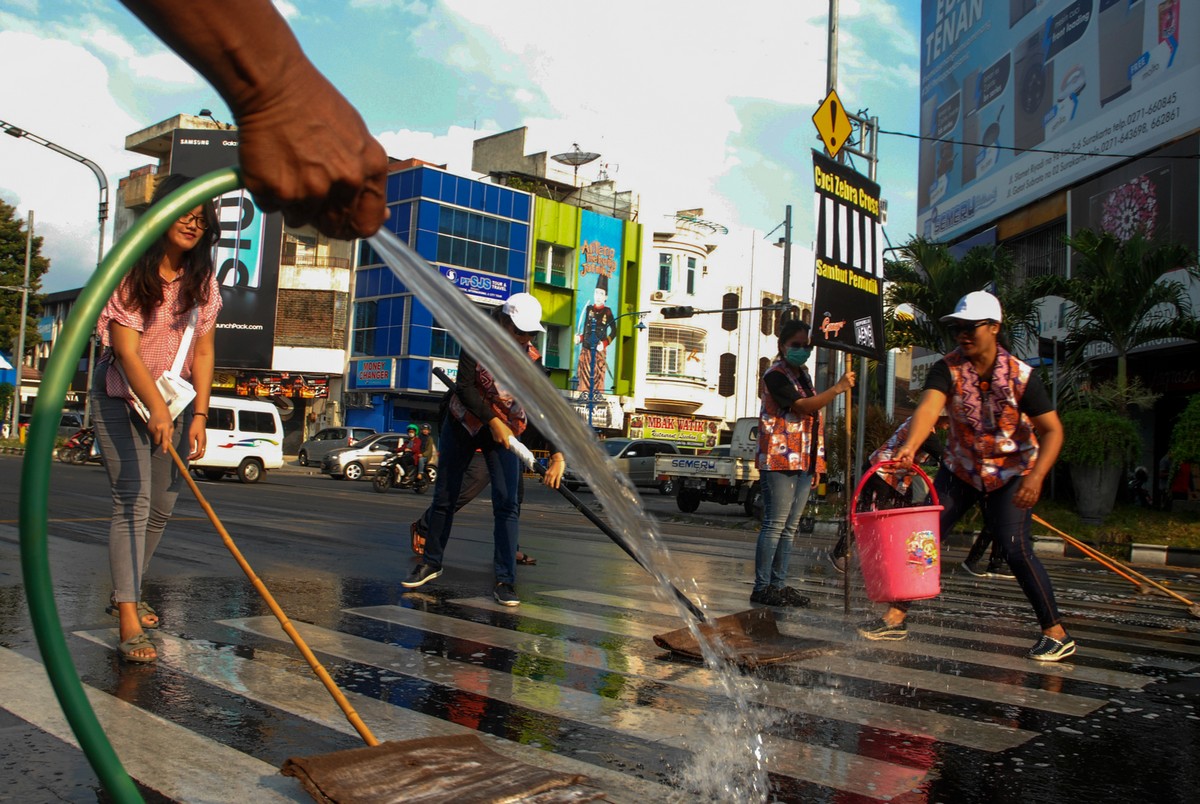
xmin=785 ymin=346 xmax=812 ymax=367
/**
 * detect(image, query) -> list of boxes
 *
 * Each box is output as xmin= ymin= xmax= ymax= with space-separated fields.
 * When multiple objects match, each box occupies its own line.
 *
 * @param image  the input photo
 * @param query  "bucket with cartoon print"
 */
xmin=851 ymin=460 xmax=943 ymax=602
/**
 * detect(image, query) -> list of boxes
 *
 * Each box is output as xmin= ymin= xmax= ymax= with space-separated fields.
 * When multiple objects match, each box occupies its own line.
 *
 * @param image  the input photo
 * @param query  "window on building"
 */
xmin=351 ymin=300 xmax=377 ymax=356
xmin=658 ymin=253 xmax=673 ymax=292
xmin=1003 ymin=221 xmax=1068 ymax=283
xmin=436 ymin=207 xmax=512 ymax=274
xmin=648 ymin=324 xmax=705 ymax=378
xmin=541 ymin=325 xmax=567 ymax=369
xmin=686 ymin=257 xmax=697 ymax=295
xmin=281 ymin=225 xmax=353 ymax=269
xmin=535 ymin=242 xmax=573 ymax=287
xmin=430 ymin=317 xmax=461 ymax=360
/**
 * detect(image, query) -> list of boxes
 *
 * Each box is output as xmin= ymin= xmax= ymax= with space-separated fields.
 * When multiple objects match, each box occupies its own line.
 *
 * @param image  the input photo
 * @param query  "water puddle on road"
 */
xmin=370 ymin=231 xmax=774 ymax=800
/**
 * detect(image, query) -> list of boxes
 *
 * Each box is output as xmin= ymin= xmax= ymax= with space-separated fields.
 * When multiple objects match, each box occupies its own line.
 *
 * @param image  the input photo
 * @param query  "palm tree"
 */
xmin=1027 ymin=230 xmax=1198 ymax=409
xmin=884 ymin=236 xmax=1042 ymax=355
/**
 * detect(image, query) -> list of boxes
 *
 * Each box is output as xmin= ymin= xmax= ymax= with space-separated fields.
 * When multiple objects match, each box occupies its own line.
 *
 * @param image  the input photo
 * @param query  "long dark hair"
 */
xmin=776 ymin=318 xmax=811 ymax=357
xmin=120 ymin=173 xmax=219 ymax=319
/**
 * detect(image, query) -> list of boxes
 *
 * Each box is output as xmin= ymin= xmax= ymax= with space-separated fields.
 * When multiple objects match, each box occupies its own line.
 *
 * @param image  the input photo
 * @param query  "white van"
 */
xmin=190 ymin=397 xmax=284 ymax=483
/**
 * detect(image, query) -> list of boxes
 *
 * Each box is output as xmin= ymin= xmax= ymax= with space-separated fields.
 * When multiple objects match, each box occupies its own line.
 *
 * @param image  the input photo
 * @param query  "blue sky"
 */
xmin=0 ymin=0 xmax=921 ymax=293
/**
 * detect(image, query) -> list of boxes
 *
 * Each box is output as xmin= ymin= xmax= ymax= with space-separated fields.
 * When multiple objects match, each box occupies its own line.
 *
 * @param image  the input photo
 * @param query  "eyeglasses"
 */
xmin=177 ymin=212 xmax=208 ymax=231
xmin=948 ymin=320 xmax=990 ymax=336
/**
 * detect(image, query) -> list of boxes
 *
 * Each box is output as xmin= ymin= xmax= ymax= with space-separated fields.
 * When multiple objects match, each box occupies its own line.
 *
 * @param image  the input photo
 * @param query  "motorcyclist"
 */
xmin=418 ymin=423 xmax=435 ymax=481
xmin=397 ymin=424 xmax=422 ymax=485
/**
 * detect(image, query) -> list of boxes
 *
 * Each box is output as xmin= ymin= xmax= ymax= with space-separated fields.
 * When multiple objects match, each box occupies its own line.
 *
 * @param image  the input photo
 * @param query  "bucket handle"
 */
xmin=850 ymin=459 xmax=940 ymax=520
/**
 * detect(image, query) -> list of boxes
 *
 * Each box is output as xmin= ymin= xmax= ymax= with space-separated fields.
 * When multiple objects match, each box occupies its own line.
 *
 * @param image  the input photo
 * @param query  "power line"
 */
xmin=877 ymin=127 xmax=1200 ymax=161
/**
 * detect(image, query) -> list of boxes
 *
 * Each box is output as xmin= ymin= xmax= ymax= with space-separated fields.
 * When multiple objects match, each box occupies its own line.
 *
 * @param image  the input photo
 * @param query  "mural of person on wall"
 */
xmin=574 ymin=273 xmax=616 ymax=395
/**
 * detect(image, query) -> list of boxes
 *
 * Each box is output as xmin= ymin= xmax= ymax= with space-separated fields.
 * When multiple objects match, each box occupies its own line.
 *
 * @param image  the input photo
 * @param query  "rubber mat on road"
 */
xmin=282 ymin=733 xmax=606 ymax=803
xmin=653 ymin=607 xmax=839 ymax=668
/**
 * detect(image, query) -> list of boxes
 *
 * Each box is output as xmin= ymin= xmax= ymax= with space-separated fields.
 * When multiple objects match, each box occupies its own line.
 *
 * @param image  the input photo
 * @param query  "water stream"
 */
xmin=369 ymin=231 xmax=775 ymax=800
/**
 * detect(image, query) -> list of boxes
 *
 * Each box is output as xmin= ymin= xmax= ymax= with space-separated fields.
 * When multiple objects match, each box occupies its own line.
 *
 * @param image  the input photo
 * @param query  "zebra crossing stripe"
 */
xmin=0 ymin=646 xmax=301 ymax=803
xmin=348 ymin=604 xmax=1037 ymax=753
xmin=69 ymin=630 xmax=667 ymax=804
xmin=534 ymin=591 xmax=1107 ymax=717
xmin=221 ymin=616 xmax=931 ymax=799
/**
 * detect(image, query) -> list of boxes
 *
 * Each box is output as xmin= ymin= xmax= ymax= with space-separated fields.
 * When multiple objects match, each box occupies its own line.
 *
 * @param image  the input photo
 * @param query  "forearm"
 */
xmin=190 ymin=333 xmax=216 ymax=414
xmin=901 ymin=391 xmax=945 ymax=454
xmin=792 ymin=384 xmax=841 ymax=415
xmin=1029 ymin=423 xmax=1063 ymax=482
xmin=119 ymin=1 xmax=309 ymax=118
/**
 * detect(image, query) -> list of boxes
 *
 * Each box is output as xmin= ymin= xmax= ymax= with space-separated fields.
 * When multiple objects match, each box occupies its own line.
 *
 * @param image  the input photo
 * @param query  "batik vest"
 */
xmin=756 ymin=360 xmax=825 ymax=474
xmin=942 ymin=347 xmax=1039 ymax=491
xmin=868 ymin=417 xmax=933 ymax=494
xmin=449 ymin=342 xmax=541 ymax=438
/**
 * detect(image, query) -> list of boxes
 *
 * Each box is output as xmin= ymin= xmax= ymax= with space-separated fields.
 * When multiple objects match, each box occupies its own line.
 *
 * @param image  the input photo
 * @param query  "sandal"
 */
xmin=107 ymin=599 xmax=160 ymax=630
xmin=516 ymin=552 xmax=537 ymax=566
xmin=117 ymin=632 xmax=157 ymax=664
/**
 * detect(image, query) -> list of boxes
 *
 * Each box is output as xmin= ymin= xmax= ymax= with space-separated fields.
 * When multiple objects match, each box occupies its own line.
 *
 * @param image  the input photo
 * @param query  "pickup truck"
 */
xmin=654 ymin=417 xmax=763 ymax=517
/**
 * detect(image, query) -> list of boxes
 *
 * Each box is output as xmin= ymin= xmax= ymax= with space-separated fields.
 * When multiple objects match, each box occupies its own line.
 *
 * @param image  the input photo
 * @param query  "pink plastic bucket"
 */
xmin=850 ymin=460 xmax=944 ymax=603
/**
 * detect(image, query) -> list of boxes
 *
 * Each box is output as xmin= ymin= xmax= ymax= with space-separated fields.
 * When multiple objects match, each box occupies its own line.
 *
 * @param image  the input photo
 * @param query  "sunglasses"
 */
xmin=948 ymin=320 xmax=991 ymax=336
xmin=177 ymin=212 xmax=209 ymax=231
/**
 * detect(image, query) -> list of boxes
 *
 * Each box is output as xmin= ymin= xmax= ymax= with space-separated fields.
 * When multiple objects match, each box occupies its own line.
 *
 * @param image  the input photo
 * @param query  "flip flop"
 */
xmin=516 ymin=553 xmax=537 ymax=566
xmin=107 ymin=600 xmax=160 ymax=629
xmin=117 ymin=631 xmax=157 ymax=664
xmin=410 ymin=522 xmax=425 ymax=555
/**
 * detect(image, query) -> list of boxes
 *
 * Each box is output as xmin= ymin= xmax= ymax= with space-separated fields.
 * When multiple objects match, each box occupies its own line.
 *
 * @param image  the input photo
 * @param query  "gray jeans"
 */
xmin=91 ymin=373 xmax=190 ymax=604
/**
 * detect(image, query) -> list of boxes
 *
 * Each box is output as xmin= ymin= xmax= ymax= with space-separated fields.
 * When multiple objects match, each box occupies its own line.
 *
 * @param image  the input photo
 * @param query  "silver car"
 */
xmin=298 ymin=426 xmax=376 ymax=467
xmin=562 ymin=437 xmax=681 ymax=494
xmin=321 ymin=432 xmax=405 ymax=480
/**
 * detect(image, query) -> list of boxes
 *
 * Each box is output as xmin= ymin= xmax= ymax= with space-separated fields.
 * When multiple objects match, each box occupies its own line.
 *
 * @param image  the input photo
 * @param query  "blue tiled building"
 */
xmin=345 ymin=163 xmax=533 ymax=432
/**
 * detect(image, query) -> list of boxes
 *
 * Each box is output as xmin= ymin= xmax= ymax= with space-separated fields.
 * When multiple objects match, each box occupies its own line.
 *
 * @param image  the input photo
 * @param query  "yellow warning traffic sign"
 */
xmin=812 ymin=88 xmax=853 ymax=158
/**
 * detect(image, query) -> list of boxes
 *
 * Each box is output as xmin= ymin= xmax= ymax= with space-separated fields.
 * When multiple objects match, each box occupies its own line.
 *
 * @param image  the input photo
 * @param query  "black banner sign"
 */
xmin=810 ymin=150 xmax=885 ymax=362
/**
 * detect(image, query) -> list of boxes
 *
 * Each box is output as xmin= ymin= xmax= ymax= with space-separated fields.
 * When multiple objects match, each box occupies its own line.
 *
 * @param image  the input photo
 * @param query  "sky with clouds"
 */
xmin=0 ymin=0 xmax=921 ymax=293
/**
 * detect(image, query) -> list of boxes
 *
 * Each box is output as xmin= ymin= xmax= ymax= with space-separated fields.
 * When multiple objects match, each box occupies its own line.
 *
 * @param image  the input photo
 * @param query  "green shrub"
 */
xmin=1060 ymin=408 xmax=1140 ymax=467
xmin=1169 ymin=395 xmax=1200 ymax=465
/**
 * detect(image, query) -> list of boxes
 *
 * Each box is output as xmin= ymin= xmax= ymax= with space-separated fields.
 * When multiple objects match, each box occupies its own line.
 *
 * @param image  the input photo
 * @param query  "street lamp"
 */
xmin=1 ymin=120 xmax=109 ymax=426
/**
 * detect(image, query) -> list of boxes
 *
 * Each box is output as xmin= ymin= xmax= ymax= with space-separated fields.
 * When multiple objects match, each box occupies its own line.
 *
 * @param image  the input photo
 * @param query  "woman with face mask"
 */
xmin=751 ymin=319 xmax=855 ymax=607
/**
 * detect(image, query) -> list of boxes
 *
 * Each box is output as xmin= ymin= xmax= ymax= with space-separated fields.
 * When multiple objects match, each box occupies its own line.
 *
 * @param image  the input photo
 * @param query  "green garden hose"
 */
xmin=19 ymin=168 xmax=241 ymax=803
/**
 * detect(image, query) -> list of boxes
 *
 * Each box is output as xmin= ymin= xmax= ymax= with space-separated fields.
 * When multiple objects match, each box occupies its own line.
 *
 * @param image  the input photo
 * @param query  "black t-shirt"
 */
xmin=764 ymin=367 xmax=814 ymax=409
xmin=924 ymin=359 xmax=1053 ymax=417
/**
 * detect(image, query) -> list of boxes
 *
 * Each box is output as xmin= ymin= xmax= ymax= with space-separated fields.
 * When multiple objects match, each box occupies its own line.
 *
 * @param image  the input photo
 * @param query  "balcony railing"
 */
xmin=280 ymin=254 xmax=352 ymax=269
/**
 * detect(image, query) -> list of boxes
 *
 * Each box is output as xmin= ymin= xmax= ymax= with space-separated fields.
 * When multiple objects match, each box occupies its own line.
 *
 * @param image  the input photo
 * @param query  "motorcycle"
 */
xmin=57 ymin=427 xmax=101 ymax=465
xmin=373 ymin=451 xmax=437 ymax=494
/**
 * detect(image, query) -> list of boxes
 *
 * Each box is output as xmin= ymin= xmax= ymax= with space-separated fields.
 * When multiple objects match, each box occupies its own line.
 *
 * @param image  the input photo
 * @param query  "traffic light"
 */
xmin=721 ymin=292 xmax=739 ymax=331
xmin=718 ymin=353 xmax=737 ymax=397
xmin=661 ymin=306 xmax=696 ymax=319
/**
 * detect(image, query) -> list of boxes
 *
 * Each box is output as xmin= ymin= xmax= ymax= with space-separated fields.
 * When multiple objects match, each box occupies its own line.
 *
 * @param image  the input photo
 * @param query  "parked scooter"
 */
xmin=57 ymin=427 xmax=101 ymax=465
xmin=372 ymin=451 xmax=437 ymax=494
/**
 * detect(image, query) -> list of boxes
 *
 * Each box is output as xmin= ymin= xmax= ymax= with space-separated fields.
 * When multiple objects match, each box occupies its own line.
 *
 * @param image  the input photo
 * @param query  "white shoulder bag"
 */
xmin=117 ymin=308 xmax=199 ymax=423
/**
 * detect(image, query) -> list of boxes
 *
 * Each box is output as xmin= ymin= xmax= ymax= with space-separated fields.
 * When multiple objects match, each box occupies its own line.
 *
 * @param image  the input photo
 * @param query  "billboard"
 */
xmin=572 ymin=210 xmax=623 ymax=396
xmin=918 ymin=0 xmax=1198 ymax=243
xmin=810 ymin=151 xmax=886 ymax=362
xmin=169 ymin=129 xmax=281 ymax=369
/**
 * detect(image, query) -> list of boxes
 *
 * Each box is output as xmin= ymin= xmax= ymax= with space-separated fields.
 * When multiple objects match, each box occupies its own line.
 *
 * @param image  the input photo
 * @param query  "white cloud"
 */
xmin=82 ymin=25 xmax=199 ymax=84
xmin=273 ymin=0 xmax=301 ymax=21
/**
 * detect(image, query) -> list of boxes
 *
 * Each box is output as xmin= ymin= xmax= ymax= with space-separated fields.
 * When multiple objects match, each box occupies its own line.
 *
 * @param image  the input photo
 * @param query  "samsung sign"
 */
xmin=438 ymin=265 xmax=509 ymax=301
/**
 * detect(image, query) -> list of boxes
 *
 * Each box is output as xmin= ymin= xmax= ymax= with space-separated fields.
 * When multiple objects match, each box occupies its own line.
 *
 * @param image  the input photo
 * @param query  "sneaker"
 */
xmin=401 ymin=563 xmax=442 ymax=588
xmin=1028 ymin=634 xmax=1076 ymax=662
xmin=750 ymin=587 xmax=783 ymax=606
xmin=776 ymin=586 xmax=811 ymax=607
xmin=410 ymin=521 xmax=425 ymax=555
xmin=856 ymin=618 xmax=909 ymax=641
xmin=828 ymin=550 xmax=847 ymax=574
xmin=961 ymin=557 xmax=990 ymax=578
xmin=987 ymin=559 xmax=1016 ymax=580
xmin=494 ymin=583 xmax=520 ymax=607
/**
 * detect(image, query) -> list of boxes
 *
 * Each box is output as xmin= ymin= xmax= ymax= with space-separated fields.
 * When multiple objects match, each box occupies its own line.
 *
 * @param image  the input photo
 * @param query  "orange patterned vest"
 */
xmin=756 ymin=360 xmax=825 ymax=474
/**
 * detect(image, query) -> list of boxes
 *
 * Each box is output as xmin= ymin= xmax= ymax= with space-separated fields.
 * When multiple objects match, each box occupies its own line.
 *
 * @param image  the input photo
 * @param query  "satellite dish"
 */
xmin=551 ymin=143 xmax=601 ymax=185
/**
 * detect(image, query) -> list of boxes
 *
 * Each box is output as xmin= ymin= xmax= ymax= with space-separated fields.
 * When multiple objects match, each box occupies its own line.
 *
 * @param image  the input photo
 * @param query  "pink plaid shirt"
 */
xmin=98 ymin=271 xmax=222 ymax=401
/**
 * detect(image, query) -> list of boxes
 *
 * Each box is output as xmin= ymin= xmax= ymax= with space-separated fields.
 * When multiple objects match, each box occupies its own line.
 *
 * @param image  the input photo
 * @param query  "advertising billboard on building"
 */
xmin=169 ymin=129 xmax=281 ymax=369
xmin=572 ymin=210 xmax=623 ymax=396
xmin=918 ymin=0 xmax=1198 ymax=243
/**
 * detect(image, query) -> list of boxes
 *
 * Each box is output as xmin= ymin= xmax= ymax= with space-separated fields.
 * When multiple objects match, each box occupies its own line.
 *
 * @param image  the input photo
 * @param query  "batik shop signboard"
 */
xmin=169 ymin=129 xmax=281 ymax=369
xmin=809 ymin=151 xmax=886 ymax=362
xmin=627 ymin=413 xmax=719 ymax=449
xmin=572 ymin=210 xmax=623 ymax=397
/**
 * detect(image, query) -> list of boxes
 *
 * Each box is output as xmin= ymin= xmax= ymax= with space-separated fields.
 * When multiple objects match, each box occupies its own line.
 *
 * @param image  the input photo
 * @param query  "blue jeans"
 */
xmin=753 ymin=470 xmax=814 ymax=592
xmin=895 ymin=468 xmax=1063 ymax=629
xmin=91 ymin=374 xmax=190 ymax=604
xmin=421 ymin=415 xmax=521 ymax=585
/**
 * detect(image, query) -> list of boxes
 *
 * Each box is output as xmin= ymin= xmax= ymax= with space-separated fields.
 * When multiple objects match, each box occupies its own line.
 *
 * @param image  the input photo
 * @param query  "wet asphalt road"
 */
xmin=3 ymin=453 xmax=1200 ymax=803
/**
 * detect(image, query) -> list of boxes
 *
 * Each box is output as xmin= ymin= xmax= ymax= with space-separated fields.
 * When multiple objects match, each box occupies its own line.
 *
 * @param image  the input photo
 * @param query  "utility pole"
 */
xmin=9 ymin=211 xmax=32 ymax=440
xmin=781 ymin=205 xmax=793 ymax=313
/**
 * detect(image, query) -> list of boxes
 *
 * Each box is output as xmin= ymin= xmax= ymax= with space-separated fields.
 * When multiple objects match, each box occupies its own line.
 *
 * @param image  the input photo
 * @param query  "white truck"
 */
xmin=654 ymin=417 xmax=762 ymax=517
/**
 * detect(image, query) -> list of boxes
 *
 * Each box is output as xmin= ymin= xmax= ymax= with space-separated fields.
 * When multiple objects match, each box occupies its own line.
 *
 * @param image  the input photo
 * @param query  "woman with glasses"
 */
xmin=751 ymin=318 xmax=855 ymax=607
xmin=857 ymin=291 xmax=1072 ymax=661
xmin=92 ymin=174 xmax=222 ymax=663
xmin=402 ymin=293 xmax=564 ymax=606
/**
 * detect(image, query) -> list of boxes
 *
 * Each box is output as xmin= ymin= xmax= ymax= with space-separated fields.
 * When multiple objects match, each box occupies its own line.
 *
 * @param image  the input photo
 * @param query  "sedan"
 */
xmin=562 ymin=438 xmax=681 ymax=494
xmin=298 ymin=426 xmax=377 ymax=467
xmin=321 ymin=432 xmax=405 ymax=480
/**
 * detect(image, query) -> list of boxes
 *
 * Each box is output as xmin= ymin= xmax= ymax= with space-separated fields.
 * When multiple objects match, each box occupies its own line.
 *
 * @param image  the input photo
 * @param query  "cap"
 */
xmin=501 ymin=292 xmax=545 ymax=333
xmin=940 ymin=291 xmax=1002 ymax=323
